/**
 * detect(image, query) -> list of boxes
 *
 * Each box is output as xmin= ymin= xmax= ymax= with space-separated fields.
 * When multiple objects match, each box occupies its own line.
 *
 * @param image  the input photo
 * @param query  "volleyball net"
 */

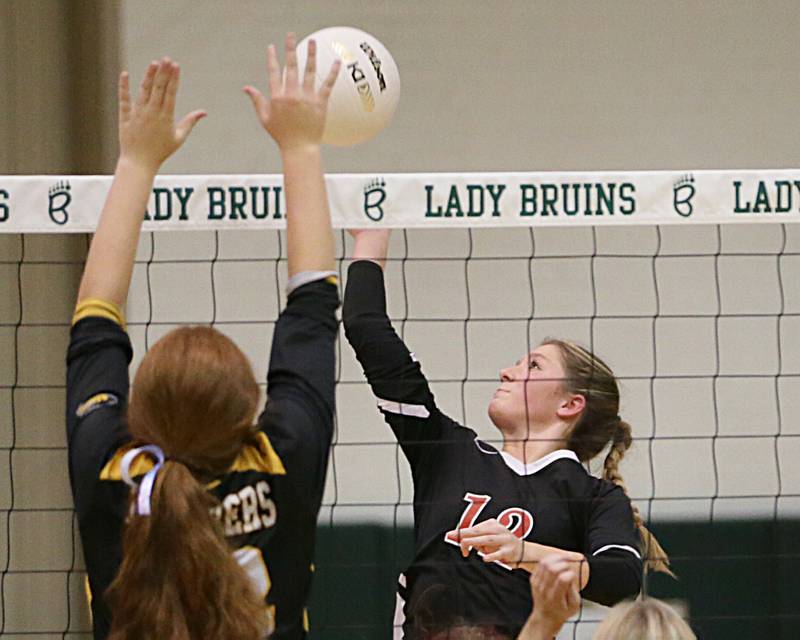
xmin=1 ymin=170 xmax=799 ymax=638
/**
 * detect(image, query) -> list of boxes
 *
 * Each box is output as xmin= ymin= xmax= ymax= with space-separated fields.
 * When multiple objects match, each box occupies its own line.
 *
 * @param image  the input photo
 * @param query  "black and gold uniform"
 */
xmin=66 ymin=277 xmax=338 ymax=640
xmin=342 ymin=261 xmax=642 ymax=638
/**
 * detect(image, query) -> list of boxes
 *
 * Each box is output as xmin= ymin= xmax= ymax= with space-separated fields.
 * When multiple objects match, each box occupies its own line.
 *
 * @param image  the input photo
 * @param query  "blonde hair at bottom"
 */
xmin=593 ymin=598 xmax=696 ymax=640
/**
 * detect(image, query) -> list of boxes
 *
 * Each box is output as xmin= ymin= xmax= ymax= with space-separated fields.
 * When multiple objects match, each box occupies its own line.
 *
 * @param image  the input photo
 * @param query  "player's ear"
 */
xmin=556 ymin=393 xmax=585 ymax=420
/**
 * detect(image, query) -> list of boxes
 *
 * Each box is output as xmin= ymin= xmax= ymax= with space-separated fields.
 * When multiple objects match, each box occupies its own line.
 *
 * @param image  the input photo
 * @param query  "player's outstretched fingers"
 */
xmin=149 ymin=58 xmax=172 ymax=107
xmin=163 ymin=62 xmax=180 ymax=115
xmin=303 ymin=38 xmax=317 ymax=93
xmin=284 ymin=32 xmax=299 ymax=89
xmin=266 ymin=44 xmax=281 ymax=97
xmin=137 ymin=61 xmax=158 ymax=107
xmin=319 ymin=58 xmax=341 ymax=104
xmin=119 ymin=71 xmax=131 ymax=123
xmin=175 ymin=109 xmax=207 ymax=145
xmin=244 ymin=86 xmax=270 ymax=125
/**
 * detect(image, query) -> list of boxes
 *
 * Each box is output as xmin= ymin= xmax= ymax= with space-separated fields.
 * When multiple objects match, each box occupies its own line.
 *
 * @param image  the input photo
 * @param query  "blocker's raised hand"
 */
xmin=244 ymin=32 xmax=341 ymax=152
xmin=118 ymin=57 xmax=206 ymax=172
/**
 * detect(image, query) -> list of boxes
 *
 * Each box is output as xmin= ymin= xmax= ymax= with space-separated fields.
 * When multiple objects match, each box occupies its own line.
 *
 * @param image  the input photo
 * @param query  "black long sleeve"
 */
xmin=343 ymin=260 xmax=453 ymax=467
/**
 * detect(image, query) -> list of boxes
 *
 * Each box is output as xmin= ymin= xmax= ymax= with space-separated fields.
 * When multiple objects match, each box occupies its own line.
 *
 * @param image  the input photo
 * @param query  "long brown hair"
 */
xmin=107 ymin=326 xmax=268 ymax=640
xmin=544 ymin=339 xmax=674 ymax=577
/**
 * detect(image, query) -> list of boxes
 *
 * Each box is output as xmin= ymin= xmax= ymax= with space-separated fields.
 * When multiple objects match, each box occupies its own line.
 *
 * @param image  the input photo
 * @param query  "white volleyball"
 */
xmin=296 ymin=27 xmax=400 ymax=146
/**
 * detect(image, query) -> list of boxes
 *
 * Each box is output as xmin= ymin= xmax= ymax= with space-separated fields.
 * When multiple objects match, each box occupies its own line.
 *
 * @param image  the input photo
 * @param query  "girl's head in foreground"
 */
xmin=107 ymin=326 xmax=268 ymax=640
xmin=489 ymin=338 xmax=672 ymax=575
xmin=594 ymin=598 xmax=696 ymax=640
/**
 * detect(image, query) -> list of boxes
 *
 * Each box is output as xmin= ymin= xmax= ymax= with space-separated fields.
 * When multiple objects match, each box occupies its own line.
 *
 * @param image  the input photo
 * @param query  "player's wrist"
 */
xmin=352 ymin=236 xmax=389 ymax=267
xmin=517 ymin=541 xmax=542 ymax=572
xmin=116 ymin=154 xmax=161 ymax=178
xmin=279 ymin=142 xmax=322 ymax=161
xmin=520 ymin=614 xmax=562 ymax=639
xmin=352 ymin=251 xmax=387 ymax=267
xmin=533 ymin=615 xmax=565 ymax=637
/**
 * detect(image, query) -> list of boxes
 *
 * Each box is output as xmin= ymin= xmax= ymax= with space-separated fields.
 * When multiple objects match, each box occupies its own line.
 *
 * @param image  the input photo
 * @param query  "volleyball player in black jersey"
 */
xmin=66 ymin=35 xmax=340 ymax=639
xmin=342 ymin=229 xmax=672 ymax=639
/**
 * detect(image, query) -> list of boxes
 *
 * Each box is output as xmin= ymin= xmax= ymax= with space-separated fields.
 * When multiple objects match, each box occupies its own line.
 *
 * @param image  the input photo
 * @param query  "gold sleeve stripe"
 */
xmin=84 ymin=576 xmax=94 ymax=624
xmin=76 ymin=393 xmax=119 ymax=418
xmin=72 ymin=298 xmax=126 ymax=328
xmin=229 ymin=432 xmax=286 ymax=476
xmin=325 ymin=275 xmax=338 ymax=286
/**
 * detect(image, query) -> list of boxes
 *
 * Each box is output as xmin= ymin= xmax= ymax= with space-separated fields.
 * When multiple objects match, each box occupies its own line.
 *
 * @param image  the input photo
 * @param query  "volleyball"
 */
xmin=296 ymin=27 xmax=400 ymax=146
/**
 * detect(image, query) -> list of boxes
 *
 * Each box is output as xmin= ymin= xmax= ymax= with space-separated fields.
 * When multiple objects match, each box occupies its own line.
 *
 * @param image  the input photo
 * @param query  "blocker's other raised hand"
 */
xmin=530 ymin=556 xmax=581 ymax=626
xmin=118 ymin=57 xmax=206 ymax=172
xmin=244 ymin=32 xmax=341 ymax=152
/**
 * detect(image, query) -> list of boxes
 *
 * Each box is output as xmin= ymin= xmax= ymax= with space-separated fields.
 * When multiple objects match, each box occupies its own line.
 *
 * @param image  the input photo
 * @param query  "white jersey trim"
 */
xmin=285 ymin=270 xmax=337 ymax=295
xmin=377 ymin=397 xmax=431 ymax=419
xmin=393 ymin=573 xmax=406 ymax=640
xmin=593 ymin=544 xmax=642 ymax=559
xmin=474 ymin=439 xmax=580 ymax=476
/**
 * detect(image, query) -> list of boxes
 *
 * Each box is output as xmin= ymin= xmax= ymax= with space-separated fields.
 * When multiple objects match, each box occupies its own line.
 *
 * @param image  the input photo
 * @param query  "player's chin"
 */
xmin=487 ymin=400 xmax=508 ymax=430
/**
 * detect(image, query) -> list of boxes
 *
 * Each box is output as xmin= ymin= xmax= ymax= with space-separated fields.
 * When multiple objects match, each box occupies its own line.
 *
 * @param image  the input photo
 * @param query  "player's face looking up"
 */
xmin=488 ymin=342 xmax=586 ymax=439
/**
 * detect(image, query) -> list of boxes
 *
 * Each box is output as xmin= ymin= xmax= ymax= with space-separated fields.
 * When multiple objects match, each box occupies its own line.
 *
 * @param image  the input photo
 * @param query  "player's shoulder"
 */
xmin=534 ymin=450 xmax=586 ymax=479
xmin=565 ymin=469 xmax=631 ymax=511
xmin=535 ymin=452 xmax=618 ymax=498
xmin=68 ymin=314 xmax=133 ymax=369
xmin=220 ymin=432 xmax=288 ymax=480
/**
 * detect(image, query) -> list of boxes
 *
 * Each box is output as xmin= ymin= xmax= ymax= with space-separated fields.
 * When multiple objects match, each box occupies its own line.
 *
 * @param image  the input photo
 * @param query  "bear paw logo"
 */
xmin=672 ymin=174 xmax=695 ymax=218
xmin=48 ymin=180 xmax=72 ymax=225
xmin=363 ymin=178 xmax=387 ymax=222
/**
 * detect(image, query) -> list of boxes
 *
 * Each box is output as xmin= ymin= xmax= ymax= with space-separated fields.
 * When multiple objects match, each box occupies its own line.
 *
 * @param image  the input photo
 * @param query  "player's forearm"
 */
xmin=342 ymin=260 xmax=434 ymax=406
xmin=520 ymin=542 xmax=589 ymax=590
xmin=351 ymin=233 xmax=389 ymax=268
xmin=581 ymin=551 xmax=642 ymax=605
xmin=343 ymin=260 xmax=389 ymax=323
xmin=77 ymin=158 xmax=156 ymax=308
xmin=281 ymin=145 xmax=335 ymax=277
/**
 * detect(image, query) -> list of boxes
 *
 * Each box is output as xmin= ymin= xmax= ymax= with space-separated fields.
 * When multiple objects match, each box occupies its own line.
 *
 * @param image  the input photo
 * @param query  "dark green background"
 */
xmin=308 ymin=520 xmax=800 ymax=639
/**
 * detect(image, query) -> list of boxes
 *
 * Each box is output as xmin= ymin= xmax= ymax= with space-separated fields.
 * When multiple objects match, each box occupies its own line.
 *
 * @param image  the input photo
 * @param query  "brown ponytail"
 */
xmin=107 ymin=462 xmax=268 ymax=640
xmin=602 ymin=420 xmax=674 ymax=577
xmin=108 ymin=326 xmax=268 ymax=638
xmin=544 ymin=339 xmax=674 ymax=578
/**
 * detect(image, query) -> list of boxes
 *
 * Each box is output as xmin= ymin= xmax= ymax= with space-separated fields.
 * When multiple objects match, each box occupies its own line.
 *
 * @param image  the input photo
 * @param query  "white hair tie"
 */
xmin=120 ymin=445 xmax=165 ymax=516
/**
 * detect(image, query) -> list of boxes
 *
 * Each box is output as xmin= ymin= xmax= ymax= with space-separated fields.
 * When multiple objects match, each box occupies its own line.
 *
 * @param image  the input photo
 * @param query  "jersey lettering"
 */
xmin=217 ymin=480 xmax=277 ymax=537
xmin=240 ymin=486 xmax=260 ymax=534
xmin=443 ymin=492 xmax=535 ymax=567
xmin=223 ymin=493 xmax=243 ymax=535
xmin=443 ymin=492 xmax=491 ymax=545
xmin=497 ymin=507 xmax=534 ymax=539
xmin=256 ymin=479 xmax=278 ymax=528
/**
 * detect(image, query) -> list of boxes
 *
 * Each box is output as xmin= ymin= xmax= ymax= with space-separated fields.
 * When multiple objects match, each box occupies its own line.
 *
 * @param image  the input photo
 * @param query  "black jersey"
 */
xmin=342 ymin=261 xmax=642 ymax=638
xmin=65 ymin=278 xmax=339 ymax=640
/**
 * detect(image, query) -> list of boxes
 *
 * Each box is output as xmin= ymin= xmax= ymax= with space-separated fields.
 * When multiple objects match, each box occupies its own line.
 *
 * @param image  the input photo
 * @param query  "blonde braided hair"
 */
xmin=603 ymin=419 xmax=674 ymax=577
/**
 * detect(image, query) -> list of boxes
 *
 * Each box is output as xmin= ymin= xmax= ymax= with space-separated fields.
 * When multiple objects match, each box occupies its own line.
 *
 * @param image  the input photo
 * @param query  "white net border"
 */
xmin=1 ymin=170 xmax=799 ymax=232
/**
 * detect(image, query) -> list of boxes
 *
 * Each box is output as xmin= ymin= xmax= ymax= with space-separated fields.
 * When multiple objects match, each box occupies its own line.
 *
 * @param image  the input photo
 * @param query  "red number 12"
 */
xmin=444 ymin=492 xmax=534 ymax=547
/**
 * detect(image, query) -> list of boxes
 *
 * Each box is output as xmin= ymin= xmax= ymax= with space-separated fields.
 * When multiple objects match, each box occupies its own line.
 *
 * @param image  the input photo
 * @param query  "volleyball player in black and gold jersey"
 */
xmin=66 ymin=35 xmax=340 ymax=639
